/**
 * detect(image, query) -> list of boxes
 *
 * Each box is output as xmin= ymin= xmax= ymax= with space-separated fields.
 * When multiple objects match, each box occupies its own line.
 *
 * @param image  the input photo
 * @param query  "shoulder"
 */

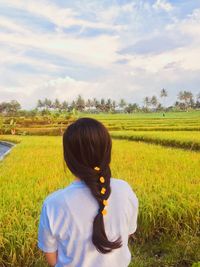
xmin=111 ymin=177 xmax=134 ymax=191
xmin=42 ymin=183 xmax=78 ymax=208
xmin=43 ymin=188 xmax=65 ymax=208
xmin=111 ymin=177 xmax=138 ymax=206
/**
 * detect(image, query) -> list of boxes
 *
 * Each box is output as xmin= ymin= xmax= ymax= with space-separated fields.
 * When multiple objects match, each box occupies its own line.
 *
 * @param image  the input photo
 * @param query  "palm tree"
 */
xmin=151 ymin=96 xmax=158 ymax=110
xmin=76 ymin=94 xmax=85 ymax=112
xmin=119 ymin=98 xmax=126 ymax=110
xmin=95 ymin=100 xmax=101 ymax=111
xmin=86 ymin=99 xmax=92 ymax=111
xmin=178 ymin=91 xmax=193 ymax=110
xmin=61 ymin=101 xmax=68 ymax=111
xmin=37 ymin=99 xmax=44 ymax=109
xmin=44 ymin=98 xmax=51 ymax=110
xmin=54 ymin=98 xmax=61 ymax=111
xmin=91 ymin=98 xmax=97 ymax=109
xmin=143 ymin=96 xmax=151 ymax=110
xmin=48 ymin=99 xmax=53 ymax=109
xmin=112 ymin=100 xmax=116 ymax=112
xmin=125 ymin=103 xmax=139 ymax=113
xmin=100 ymin=98 xmax=106 ymax=112
xmin=70 ymin=100 xmax=76 ymax=110
xmin=160 ymin=88 xmax=168 ymax=110
xmin=195 ymin=92 xmax=200 ymax=109
xmin=7 ymin=100 xmax=21 ymax=115
xmin=105 ymin=98 xmax=112 ymax=112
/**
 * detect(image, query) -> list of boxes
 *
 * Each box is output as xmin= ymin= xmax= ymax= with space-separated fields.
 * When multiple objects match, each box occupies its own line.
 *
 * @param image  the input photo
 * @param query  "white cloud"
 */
xmin=153 ymin=0 xmax=173 ymax=12
xmin=0 ymin=32 xmax=120 ymax=68
xmin=3 ymin=0 xmax=123 ymax=31
xmin=0 ymin=1 xmax=200 ymax=108
xmin=121 ymin=7 xmax=200 ymax=74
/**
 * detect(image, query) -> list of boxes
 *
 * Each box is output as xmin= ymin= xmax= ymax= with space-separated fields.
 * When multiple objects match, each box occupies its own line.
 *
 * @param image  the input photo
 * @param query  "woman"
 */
xmin=38 ymin=117 xmax=138 ymax=267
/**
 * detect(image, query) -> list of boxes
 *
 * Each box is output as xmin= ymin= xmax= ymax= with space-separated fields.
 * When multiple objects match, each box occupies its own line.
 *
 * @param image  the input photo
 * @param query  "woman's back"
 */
xmin=38 ymin=177 xmax=138 ymax=267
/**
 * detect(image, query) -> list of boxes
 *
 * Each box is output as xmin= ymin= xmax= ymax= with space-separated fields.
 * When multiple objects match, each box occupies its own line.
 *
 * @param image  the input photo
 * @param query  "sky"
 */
xmin=0 ymin=0 xmax=200 ymax=109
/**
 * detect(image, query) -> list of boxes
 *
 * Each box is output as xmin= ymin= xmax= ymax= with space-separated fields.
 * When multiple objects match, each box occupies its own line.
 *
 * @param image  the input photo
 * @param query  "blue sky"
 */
xmin=0 ymin=0 xmax=200 ymax=109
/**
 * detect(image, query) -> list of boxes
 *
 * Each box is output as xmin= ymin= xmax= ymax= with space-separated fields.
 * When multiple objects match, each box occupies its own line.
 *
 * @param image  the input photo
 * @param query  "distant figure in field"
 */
xmin=38 ymin=117 xmax=138 ymax=267
xmin=163 ymin=113 xmax=165 ymax=117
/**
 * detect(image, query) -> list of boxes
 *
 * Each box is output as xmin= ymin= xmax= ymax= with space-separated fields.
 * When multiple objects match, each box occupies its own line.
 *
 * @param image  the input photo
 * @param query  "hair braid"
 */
xmin=63 ymin=117 xmax=123 ymax=253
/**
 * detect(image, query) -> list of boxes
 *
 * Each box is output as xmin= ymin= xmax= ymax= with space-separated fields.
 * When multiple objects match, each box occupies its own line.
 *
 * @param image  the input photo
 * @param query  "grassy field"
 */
xmin=110 ymin=131 xmax=200 ymax=151
xmin=0 ymin=133 xmax=199 ymax=266
xmin=85 ymin=111 xmax=200 ymax=131
xmin=2 ymin=111 xmax=200 ymax=135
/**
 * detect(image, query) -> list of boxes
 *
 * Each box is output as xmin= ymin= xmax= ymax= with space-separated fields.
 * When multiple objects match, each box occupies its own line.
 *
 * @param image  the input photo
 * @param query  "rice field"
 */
xmin=110 ymin=131 xmax=200 ymax=151
xmin=0 ymin=131 xmax=200 ymax=266
xmin=83 ymin=111 xmax=200 ymax=131
xmin=2 ymin=111 xmax=200 ymax=135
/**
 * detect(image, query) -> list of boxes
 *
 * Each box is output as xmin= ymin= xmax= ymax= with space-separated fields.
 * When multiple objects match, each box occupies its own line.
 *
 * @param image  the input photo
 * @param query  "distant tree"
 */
xmin=86 ymin=99 xmax=92 ymax=111
xmin=112 ymin=100 xmax=116 ymax=112
xmin=178 ymin=91 xmax=194 ymax=110
xmin=41 ymin=108 xmax=51 ymax=115
xmin=43 ymin=98 xmax=48 ymax=109
xmin=61 ymin=101 xmax=68 ymax=111
xmin=47 ymin=99 xmax=52 ymax=109
xmin=124 ymin=103 xmax=139 ymax=113
xmin=174 ymin=101 xmax=186 ymax=111
xmin=54 ymin=98 xmax=61 ymax=111
xmin=28 ymin=109 xmax=37 ymax=117
xmin=143 ymin=96 xmax=151 ymax=110
xmin=37 ymin=99 xmax=44 ymax=109
xmin=100 ymin=98 xmax=106 ymax=112
xmin=0 ymin=102 xmax=8 ymax=114
xmin=69 ymin=100 xmax=76 ymax=112
xmin=119 ymin=99 xmax=126 ymax=110
xmin=105 ymin=98 xmax=112 ymax=112
xmin=7 ymin=100 xmax=21 ymax=115
xmin=91 ymin=98 xmax=97 ymax=109
xmin=95 ymin=100 xmax=101 ymax=111
xmin=196 ymin=93 xmax=200 ymax=109
xmin=44 ymin=98 xmax=52 ymax=110
xmin=160 ymin=88 xmax=168 ymax=110
xmin=76 ymin=95 xmax=85 ymax=111
xmin=156 ymin=103 xmax=164 ymax=112
xmin=150 ymin=96 xmax=158 ymax=109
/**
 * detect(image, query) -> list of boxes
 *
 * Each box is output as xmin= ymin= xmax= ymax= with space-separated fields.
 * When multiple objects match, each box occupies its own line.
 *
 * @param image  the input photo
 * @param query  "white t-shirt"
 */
xmin=38 ymin=177 xmax=138 ymax=267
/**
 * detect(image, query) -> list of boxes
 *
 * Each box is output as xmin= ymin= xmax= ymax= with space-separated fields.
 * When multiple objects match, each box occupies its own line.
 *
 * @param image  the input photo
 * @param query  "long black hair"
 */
xmin=62 ymin=117 xmax=122 ymax=253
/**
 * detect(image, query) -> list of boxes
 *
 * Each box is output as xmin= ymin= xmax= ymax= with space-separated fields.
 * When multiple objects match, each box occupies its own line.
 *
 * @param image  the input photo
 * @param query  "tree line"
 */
xmin=0 ymin=89 xmax=200 ymax=116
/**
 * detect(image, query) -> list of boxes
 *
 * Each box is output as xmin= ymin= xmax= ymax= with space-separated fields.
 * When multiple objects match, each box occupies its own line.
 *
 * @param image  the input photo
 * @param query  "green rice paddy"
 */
xmin=0 ymin=111 xmax=200 ymax=266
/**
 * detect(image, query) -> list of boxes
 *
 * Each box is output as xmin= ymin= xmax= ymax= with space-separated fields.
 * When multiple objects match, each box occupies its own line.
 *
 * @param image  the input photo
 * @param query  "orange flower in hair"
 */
xmin=103 ymin=199 xmax=108 ymax=206
xmin=94 ymin=166 xmax=100 ymax=171
xmin=102 ymin=209 xmax=107 ymax=215
xmin=99 ymin=176 xmax=105 ymax=183
xmin=101 ymin=187 xmax=106 ymax=194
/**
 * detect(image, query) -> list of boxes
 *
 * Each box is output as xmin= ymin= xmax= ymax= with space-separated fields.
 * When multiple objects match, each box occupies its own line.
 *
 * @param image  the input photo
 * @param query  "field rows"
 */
xmin=2 ymin=112 xmax=200 ymax=135
xmin=110 ymin=131 xmax=200 ymax=151
xmin=11 ymin=126 xmax=200 ymax=137
xmin=0 ymin=135 xmax=199 ymax=266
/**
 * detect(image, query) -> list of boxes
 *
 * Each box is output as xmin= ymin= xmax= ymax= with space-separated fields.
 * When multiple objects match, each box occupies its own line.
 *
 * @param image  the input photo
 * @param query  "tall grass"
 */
xmin=0 ymin=135 xmax=199 ymax=266
xmin=110 ymin=131 xmax=200 ymax=151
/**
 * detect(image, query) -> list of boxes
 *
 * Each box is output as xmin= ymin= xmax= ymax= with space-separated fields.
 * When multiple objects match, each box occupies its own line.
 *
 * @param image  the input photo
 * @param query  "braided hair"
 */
xmin=62 ymin=117 xmax=122 ymax=253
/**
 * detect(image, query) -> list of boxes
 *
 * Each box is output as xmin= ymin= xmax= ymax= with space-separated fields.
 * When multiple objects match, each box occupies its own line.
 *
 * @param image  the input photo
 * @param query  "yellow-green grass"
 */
xmin=81 ymin=112 xmax=200 ymax=131
xmin=14 ymin=125 xmax=200 ymax=136
xmin=110 ymin=131 xmax=200 ymax=151
xmin=2 ymin=111 xmax=200 ymax=135
xmin=83 ymin=110 xmax=200 ymax=119
xmin=0 ymin=135 xmax=199 ymax=266
xmin=95 ymin=120 xmax=200 ymax=131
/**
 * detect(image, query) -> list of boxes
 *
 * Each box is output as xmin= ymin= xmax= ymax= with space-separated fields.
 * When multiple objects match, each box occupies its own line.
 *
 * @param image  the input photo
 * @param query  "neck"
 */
xmin=74 ymin=176 xmax=81 ymax=182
